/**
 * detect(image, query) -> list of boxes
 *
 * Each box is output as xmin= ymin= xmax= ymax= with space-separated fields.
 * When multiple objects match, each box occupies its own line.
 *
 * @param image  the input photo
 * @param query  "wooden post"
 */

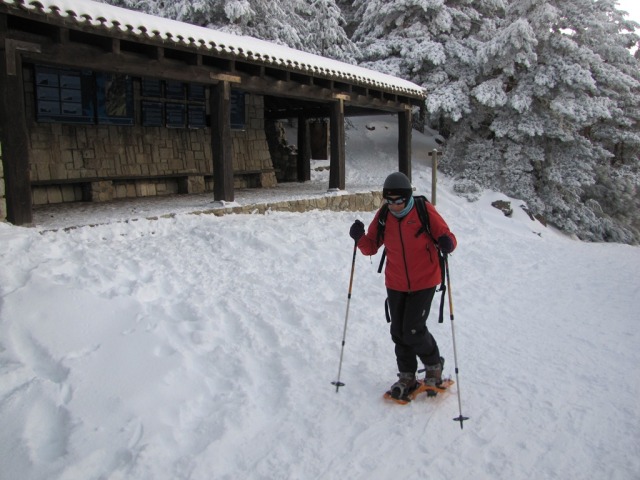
xmin=297 ymin=113 xmax=311 ymax=182
xmin=398 ymin=108 xmax=412 ymax=181
xmin=0 ymin=41 xmax=36 ymax=225
xmin=328 ymin=98 xmax=345 ymax=190
xmin=429 ymin=149 xmax=439 ymax=205
xmin=211 ymin=81 xmax=234 ymax=202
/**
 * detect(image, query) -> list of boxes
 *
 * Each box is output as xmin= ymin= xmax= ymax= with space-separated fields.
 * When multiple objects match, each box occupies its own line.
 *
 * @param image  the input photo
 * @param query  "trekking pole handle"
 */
xmin=347 ymin=239 xmax=357 ymax=297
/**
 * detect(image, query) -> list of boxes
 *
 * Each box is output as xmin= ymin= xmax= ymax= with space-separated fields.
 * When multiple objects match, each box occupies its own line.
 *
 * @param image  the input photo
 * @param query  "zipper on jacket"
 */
xmin=397 ymin=219 xmax=411 ymax=292
xmin=426 ymin=242 xmax=434 ymax=263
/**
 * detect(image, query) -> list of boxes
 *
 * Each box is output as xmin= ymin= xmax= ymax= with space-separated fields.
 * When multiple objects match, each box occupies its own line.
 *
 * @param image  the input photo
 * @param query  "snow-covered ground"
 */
xmin=1 ymin=117 xmax=639 ymax=479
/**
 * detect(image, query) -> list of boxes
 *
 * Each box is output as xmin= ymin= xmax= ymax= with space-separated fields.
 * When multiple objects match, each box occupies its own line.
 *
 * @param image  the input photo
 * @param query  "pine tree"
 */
xmin=305 ymin=0 xmax=358 ymax=63
xmin=102 ymin=0 xmax=357 ymax=61
xmin=437 ymin=0 xmax=640 ymax=243
xmin=573 ymin=0 xmax=640 ymax=241
xmin=352 ymin=0 xmax=503 ymax=105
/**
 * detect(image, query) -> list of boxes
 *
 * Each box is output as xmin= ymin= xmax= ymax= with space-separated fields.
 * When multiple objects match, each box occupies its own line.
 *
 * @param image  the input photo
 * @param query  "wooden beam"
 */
xmin=398 ymin=108 xmax=412 ymax=180
xmin=211 ymin=81 xmax=234 ymax=202
xmin=4 ymin=38 xmax=40 ymax=75
xmin=0 ymin=45 xmax=33 ymax=225
xmin=22 ymin=41 xmax=415 ymax=112
xmin=329 ymin=99 xmax=345 ymax=190
xmin=297 ymin=114 xmax=311 ymax=182
xmin=210 ymin=72 xmax=241 ymax=83
xmin=55 ymin=27 xmax=70 ymax=44
xmin=20 ymin=43 xmax=230 ymax=86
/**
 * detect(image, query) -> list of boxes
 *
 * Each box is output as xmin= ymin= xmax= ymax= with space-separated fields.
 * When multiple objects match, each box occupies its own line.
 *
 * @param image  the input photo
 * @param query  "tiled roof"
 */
xmin=0 ymin=0 xmax=425 ymax=99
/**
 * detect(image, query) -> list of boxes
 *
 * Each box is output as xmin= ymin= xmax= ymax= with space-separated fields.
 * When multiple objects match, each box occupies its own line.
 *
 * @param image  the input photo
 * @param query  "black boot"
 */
xmin=423 ymin=357 xmax=445 ymax=396
xmin=389 ymin=372 xmax=417 ymax=400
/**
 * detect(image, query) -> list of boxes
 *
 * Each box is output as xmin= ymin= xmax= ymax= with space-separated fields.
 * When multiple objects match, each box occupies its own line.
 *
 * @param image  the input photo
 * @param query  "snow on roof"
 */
xmin=1 ymin=0 xmax=425 ymax=98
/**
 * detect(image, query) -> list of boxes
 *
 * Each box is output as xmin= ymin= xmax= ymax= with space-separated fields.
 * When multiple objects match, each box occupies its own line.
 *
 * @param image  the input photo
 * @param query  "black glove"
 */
xmin=350 ymin=220 xmax=365 ymax=242
xmin=437 ymin=235 xmax=454 ymax=254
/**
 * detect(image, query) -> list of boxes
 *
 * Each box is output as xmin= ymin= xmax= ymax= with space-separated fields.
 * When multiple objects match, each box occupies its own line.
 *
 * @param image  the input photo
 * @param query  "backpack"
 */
xmin=377 ymin=195 xmax=447 ymax=324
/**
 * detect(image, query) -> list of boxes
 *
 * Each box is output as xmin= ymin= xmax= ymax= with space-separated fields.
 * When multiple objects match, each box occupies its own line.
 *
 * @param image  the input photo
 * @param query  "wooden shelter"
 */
xmin=0 ymin=0 xmax=425 ymax=225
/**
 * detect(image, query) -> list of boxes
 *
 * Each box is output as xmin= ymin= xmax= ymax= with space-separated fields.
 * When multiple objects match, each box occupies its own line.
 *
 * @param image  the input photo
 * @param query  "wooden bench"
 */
xmin=30 ymin=170 xmax=275 ymax=204
xmin=32 ymin=174 xmax=207 ymax=202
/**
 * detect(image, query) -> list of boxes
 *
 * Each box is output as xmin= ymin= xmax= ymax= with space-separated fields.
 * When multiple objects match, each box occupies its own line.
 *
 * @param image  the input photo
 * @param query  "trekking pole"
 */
xmin=444 ymin=254 xmax=470 ymax=428
xmin=331 ymin=239 xmax=358 ymax=392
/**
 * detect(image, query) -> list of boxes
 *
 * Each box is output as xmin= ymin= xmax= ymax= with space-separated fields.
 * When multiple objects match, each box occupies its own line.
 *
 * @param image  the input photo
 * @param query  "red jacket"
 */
xmin=357 ymin=202 xmax=457 ymax=292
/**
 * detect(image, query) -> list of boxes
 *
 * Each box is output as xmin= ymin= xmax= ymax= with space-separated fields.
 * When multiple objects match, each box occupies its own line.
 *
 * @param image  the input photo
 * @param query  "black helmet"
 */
xmin=383 ymin=172 xmax=413 ymax=199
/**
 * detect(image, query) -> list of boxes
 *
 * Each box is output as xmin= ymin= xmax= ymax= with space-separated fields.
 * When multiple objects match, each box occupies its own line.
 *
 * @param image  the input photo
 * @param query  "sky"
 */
xmin=1 ymin=116 xmax=639 ymax=479
xmin=617 ymin=0 xmax=640 ymax=24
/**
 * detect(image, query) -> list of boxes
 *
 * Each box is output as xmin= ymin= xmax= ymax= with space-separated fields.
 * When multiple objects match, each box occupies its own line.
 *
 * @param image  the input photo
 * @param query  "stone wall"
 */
xmin=266 ymin=120 xmax=298 ymax=182
xmin=23 ymin=67 xmax=276 ymax=205
xmin=54 ymin=191 xmax=386 ymax=231
xmin=190 ymin=191 xmax=384 ymax=217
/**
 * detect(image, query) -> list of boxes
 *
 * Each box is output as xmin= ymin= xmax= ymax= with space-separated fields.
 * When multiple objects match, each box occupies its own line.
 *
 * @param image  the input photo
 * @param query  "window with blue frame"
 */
xmin=230 ymin=90 xmax=246 ymax=130
xmin=96 ymin=73 xmax=133 ymax=125
xmin=141 ymin=78 xmax=207 ymax=129
xmin=35 ymin=65 xmax=95 ymax=124
xmin=33 ymin=67 xmax=236 ymax=131
xmin=188 ymin=84 xmax=207 ymax=129
xmin=35 ymin=65 xmax=133 ymax=125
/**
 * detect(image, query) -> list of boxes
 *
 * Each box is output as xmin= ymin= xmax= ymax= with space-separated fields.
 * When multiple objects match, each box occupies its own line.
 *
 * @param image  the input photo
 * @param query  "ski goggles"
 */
xmin=385 ymin=196 xmax=406 ymax=205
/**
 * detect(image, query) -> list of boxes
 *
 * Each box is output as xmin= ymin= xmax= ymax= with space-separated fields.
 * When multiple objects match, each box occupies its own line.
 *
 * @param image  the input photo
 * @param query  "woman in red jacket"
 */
xmin=349 ymin=172 xmax=457 ymax=401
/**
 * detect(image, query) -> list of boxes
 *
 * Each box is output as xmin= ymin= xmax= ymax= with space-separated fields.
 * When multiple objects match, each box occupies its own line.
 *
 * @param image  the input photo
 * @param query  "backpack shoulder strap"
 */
xmin=413 ymin=195 xmax=435 ymax=243
xmin=376 ymin=204 xmax=389 ymax=273
xmin=415 ymin=196 xmax=447 ymax=323
xmin=376 ymin=203 xmax=389 ymax=246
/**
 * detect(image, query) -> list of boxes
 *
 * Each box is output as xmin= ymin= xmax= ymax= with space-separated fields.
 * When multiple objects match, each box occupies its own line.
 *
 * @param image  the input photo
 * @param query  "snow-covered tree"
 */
xmin=571 ymin=0 xmax=640 ymax=241
xmin=102 ymin=0 xmax=357 ymax=61
xmin=353 ymin=0 xmax=505 ymax=116
xmin=304 ymin=0 xmax=358 ymax=62
xmin=436 ymin=0 xmax=640 ymax=243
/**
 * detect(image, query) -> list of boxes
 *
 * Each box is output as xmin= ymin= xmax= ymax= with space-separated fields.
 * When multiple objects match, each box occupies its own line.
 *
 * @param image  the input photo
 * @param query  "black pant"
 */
xmin=387 ymin=287 xmax=440 ymax=373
